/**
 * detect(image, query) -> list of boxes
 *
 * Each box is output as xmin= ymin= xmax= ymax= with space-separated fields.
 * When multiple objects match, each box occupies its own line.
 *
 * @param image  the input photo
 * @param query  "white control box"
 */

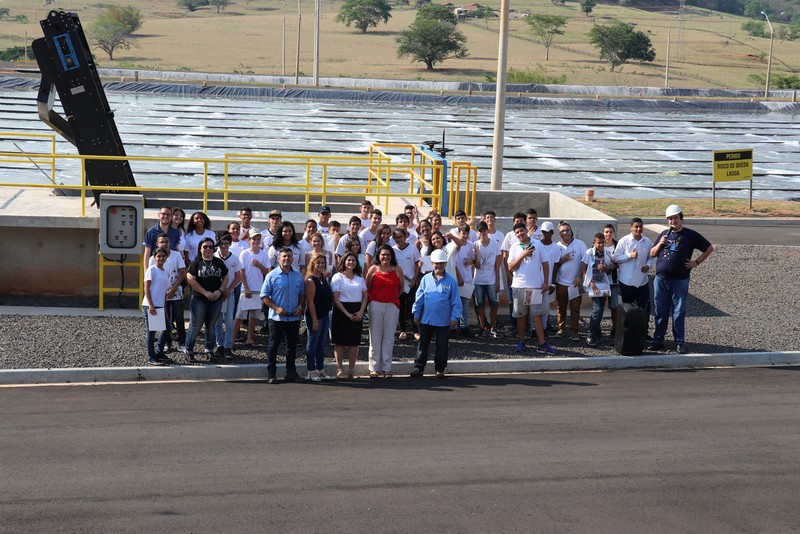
xmin=99 ymin=194 xmax=144 ymax=255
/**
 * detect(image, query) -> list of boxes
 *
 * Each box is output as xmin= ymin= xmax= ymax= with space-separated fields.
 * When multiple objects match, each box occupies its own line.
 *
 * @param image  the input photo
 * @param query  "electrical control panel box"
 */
xmin=99 ymin=194 xmax=144 ymax=255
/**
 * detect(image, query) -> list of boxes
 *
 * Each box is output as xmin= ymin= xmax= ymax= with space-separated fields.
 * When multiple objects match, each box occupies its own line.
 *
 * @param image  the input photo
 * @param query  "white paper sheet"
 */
xmin=147 ymin=307 xmax=166 ymax=331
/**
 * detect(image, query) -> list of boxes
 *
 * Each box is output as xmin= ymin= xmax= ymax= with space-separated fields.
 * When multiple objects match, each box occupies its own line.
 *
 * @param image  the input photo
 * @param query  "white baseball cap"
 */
xmin=540 ymin=221 xmax=555 ymax=232
xmin=430 ymin=249 xmax=447 ymax=263
xmin=665 ymin=204 xmax=682 ymax=217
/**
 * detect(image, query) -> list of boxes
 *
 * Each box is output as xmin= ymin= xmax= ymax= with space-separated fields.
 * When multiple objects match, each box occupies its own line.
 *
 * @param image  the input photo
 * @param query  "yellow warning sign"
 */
xmin=713 ymin=149 xmax=753 ymax=183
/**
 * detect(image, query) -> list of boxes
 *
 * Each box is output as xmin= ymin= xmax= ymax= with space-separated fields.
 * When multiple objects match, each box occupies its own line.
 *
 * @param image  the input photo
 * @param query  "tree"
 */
xmin=397 ymin=18 xmax=468 ymax=70
xmin=525 ymin=14 xmax=567 ymax=61
xmin=210 ymin=0 xmax=231 ymax=13
xmin=0 ymin=8 xmax=9 ymax=19
xmin=588 ymin=23 xmax=655 ymax=70
xmin=334 ymin=0 xmax=393 ymax=33
xmin=99 ymin=5 xmax=143 ymax=33
xmin=178 ymin=0 xmax=210 ymax=12
xmin=581 ymin=0 xmax=596 ymax=16
xmin=90 ymin=20 xmax=135 ymax=60
xmin=474 ymin=6 xmax=497 ymax=28
xmin=416 ymin=4 xmax=457 ymax=24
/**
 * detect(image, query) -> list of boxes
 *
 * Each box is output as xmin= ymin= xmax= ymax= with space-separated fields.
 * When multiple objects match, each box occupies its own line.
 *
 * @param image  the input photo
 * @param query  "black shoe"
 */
xmin=435 ymin=371 xmax=445 ymax=379
xmin=284 ymin=372 xmax=304 ymax=383
xmin=155 ymin=352 xmax=172 ymax=364
xmin=410 ymin=368 xmax=424 ymax=378
xmin=610 ymin=329 xmax=616 ymax=338
xmin=147 ymin=357 xmax=165 ymax=366
xmin=223 ymin=348 xmax=236 ymax=360
xmin=185 ymin=352 xmax=199 ymax=365
xmin=213 ymin=346 xmax=225 ymax=358
xmin=267 ymin=375 xmax=278 ymax=384
xmin=648 ymin=341 xmax=665 ymax=351
xmin=675 ymin=343 xmax=687 ymax=354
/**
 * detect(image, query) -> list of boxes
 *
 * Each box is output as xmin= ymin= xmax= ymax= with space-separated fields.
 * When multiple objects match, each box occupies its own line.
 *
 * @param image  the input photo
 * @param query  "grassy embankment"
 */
xmin=0 ymin=0 xmax=797 ymax=90
xmin=579 ymin=197 xmax=800 ymax=218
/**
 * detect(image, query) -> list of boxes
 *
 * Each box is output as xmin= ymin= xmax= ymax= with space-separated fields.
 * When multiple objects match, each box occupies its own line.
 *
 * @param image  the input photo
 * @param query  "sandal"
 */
xmin=398 ymin=332 xmax=408 ymax=341
xmin=336 ymin=368 xmax=346 ymax=379
xmin=383 ymin=372 xmax=393 ymax=378
xmin=246 ymin=342 xmax=259 ymax=349
xmin=369 ymin=371 xmax=379 ymax=379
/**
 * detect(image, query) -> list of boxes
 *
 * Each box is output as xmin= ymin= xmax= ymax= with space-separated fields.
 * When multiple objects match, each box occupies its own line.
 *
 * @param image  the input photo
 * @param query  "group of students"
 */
xmin=141 ymin=199 xmax=713 ymax=376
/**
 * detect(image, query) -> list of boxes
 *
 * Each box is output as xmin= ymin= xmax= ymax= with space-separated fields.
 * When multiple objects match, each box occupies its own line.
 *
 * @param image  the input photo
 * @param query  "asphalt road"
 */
xmin=2 ymin=368 xmax=800 ymax=533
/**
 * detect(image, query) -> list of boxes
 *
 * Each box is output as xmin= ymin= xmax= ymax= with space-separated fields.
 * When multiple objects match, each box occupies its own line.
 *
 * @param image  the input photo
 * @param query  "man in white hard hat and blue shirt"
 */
xmin=649 ymin=204 xmax=714 ymax=354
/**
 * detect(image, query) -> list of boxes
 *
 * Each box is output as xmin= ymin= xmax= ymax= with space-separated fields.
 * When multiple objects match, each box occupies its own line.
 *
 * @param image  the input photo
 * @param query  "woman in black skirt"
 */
xmin=331 ymin=251 xmax=368 ymax=378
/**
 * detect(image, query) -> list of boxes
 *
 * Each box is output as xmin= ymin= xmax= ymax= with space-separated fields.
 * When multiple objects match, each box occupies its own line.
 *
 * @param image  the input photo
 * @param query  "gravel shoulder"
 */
xmin=0 ymin=244 xmax=796 ymax=370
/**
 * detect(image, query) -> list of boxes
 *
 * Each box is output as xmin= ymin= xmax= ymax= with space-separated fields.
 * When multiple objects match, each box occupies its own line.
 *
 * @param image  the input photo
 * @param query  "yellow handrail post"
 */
xmin=50 ymin=135 xmax=56 ymax=186
xmin=80 ymin=157 xmax=87 ymax=217
xmin=203 ymin=162 xmax=209 ymax=213
xmin=223 ymin=154 xmax=230 ymax=211
xmin=305 ymin=157 xmax=312 ymax=213
xmin=98 ymin=251 xmax=104 ymax=310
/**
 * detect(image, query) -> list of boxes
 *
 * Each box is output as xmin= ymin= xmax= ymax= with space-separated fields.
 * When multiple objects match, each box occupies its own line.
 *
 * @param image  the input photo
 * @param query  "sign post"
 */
xmin=712 ymin=149 xmax=753 ymax=211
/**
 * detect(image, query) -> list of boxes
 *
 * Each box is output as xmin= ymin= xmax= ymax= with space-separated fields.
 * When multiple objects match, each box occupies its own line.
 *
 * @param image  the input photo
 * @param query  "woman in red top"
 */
xmin=365 ymin=244 xmax=404 ymax=378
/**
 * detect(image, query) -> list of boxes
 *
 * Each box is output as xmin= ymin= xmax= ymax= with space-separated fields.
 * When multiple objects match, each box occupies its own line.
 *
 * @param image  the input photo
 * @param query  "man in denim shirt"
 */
xmin=261 ymin=247 xmax=306 ymax=383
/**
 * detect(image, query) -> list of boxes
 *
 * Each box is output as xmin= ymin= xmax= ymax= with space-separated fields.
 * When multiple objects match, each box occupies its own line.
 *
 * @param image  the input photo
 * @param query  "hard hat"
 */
xmin=430 ymin=249 xmax=448 ymax=263
xmin=665 ymin=204 xmax=682 ymax=217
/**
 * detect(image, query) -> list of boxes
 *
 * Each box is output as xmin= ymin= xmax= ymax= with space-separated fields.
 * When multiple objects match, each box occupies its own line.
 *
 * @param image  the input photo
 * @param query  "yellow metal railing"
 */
xmin=449 ymin=160 xmax=479 ymax=218
xmin=0 ymin=138 xmax=480 ymax=307
xmin=98 ymin=254 xmax=143 ymax=310
xmin=0 ymin=132 xmax=57 ymax=185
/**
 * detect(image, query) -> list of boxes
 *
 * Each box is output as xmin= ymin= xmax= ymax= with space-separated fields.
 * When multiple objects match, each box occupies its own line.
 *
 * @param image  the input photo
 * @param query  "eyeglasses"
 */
xmin=201 ymin=245 xmax=214 ymax=250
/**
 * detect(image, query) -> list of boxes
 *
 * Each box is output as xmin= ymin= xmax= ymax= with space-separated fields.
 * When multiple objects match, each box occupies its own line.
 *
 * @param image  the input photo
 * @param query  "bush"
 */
xmin=0 ymin=45 xmax=33 ymax=61
xmin=741 ymin=20 xmax=767 ymax=38
xmin=774 ymin=74 xmax=800 ymax=89
xmin=485 ymin=66 xmax=567 ymax=84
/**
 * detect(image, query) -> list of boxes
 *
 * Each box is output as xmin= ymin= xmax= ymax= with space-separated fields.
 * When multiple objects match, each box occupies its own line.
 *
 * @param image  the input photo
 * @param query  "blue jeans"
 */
xmin=589 ymin=296 xmax=607 ymax=339
xmin=653 ymin=276 xmax=689 ymax=344
xmin=473 ymin=284 xmax=498 ymax=307
xmin=267 ymin=319 xmax=300 ymax=376
xmin=142 ymin=306 xmax=170 ymax=358
xmin=185 ymin=295 xmax=223 ymax=354
xmin=214 ymin=296 xmax=236 ymax=349
xmin=305 ymin=314 xmax=330 ymax=372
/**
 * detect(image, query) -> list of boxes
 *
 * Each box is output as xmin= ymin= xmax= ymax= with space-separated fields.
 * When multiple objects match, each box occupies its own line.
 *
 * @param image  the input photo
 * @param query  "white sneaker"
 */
xmin=307 ymin=370 xmax=321 ymax=382
xmin=318 ymin=369 xmax=334 ymax=380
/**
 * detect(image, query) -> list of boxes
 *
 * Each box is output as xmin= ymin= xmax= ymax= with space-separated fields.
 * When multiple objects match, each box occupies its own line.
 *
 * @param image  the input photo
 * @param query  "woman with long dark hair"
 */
xmin=331 ymin=251 xmax=367 ymax=379
xmin=184 ymin=211 xmax=215 ymax=263
xmin=365 ymin=245 xmax=404 ymax=378
xmin=269 ymin=221 xmax=305 ymax=274
xmin=184 ymin=237 xmax=229 ymax=364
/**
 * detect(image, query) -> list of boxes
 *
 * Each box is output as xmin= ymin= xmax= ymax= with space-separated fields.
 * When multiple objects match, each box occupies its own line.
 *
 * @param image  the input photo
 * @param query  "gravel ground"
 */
xmin=0 ymin=244 xmax=797 ymax=370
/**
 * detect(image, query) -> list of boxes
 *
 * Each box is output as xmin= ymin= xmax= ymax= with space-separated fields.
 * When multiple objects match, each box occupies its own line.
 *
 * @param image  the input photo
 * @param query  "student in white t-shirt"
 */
xmin=150 ymin=234 xmax=186 ymax=353
xmin=143 ymin=248 xmax=171 ymax=365
xmin=392 ymin=228 xmax=421 ymax=340
xmin=553 ymin=221 xmax=586 ymax=341
xmin=507 ymin=223 xmax=556 ymax=356
xmin=581 ymin=233 xmax=613 ymax=347
xmin=214 ymin=233 xmax=243 ymax=359
xmin=235 ymin=231 xmax=271 ymax=349
xmin=444 ymin=224 xmax=476 ymax=335
xmin=473 ymin=221 xmax=502 ymax=337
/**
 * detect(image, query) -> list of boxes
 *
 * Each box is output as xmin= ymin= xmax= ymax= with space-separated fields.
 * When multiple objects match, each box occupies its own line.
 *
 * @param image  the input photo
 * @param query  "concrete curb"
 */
xmin=2 ymin=351 xmax=799 ymax=385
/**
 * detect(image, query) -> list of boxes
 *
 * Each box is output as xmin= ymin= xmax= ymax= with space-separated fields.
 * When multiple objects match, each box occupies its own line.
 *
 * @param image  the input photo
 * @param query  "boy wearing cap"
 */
xmin=317 ymin=205 xmax=331 ymax=234
xmin=260 ymin=210 xmax=282 ymax=249
xmin=410 ymin=249 xmax=462 ymax=378
xmin=649 ymin=205 xmax=713 ymax=354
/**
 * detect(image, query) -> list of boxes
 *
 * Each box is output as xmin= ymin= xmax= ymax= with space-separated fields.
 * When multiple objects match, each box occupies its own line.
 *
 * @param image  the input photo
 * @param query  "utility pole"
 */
xmin=490 ymin=0 xmax=510 ymax=191
xmin=295 ymin=0 xmax=301 ymax=85
xmin=762 ymin=11 xmax=774 ymax=99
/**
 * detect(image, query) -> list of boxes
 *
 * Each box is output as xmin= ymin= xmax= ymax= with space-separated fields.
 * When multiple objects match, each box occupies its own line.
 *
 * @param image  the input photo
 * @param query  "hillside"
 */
xmin=0 ymin=0 xmax=797 ymax=89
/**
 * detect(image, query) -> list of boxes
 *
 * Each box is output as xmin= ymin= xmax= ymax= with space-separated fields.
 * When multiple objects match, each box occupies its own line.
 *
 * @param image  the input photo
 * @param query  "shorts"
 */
xmin=511 ymin=287 xmax=550 ymax=319
xmin=473 ymin=284 xmax=498 ymax=307
xmin=235 ymin=307 xmax=264 ymax=321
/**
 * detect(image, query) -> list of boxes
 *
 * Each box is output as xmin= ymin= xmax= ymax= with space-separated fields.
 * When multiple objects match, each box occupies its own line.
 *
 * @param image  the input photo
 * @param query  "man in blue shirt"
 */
xmin=261 ymin=247 xmax=306 ymax=383
xmin=410 ymin=249 xmax=462 ymax=378
xmin=143 ymin=206 xmax=181 ymax=259
xmin=649 ymin=205 xmax=713 ymax=354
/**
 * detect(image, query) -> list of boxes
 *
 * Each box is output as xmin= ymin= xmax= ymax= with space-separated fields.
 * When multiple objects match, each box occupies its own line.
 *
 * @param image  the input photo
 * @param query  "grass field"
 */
xmin=1 ymin=0 xmax=798 ymax=89
xmin=579 ymin=197 xmax=800 ymax=218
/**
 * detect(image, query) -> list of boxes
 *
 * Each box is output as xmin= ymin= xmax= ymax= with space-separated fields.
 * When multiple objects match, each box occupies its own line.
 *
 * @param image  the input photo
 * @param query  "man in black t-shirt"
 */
xmin=649 ymin=205 xmax=714 ymax=354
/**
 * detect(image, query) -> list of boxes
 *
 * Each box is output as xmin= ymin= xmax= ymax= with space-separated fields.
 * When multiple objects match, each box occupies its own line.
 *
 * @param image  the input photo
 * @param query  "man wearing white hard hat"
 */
xmin=649 ymin=204 xmax=714 ymax=354
xmin=410 ymin=249 xmax=462 ymax=378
